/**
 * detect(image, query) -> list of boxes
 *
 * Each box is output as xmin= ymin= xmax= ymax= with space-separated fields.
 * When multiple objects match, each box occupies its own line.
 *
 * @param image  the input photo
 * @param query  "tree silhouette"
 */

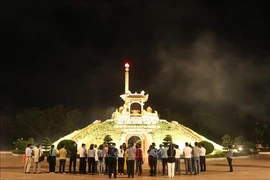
xmin=13 ymin=105 xmax=83 ymax=142
xmin=103 ymin=135 xmax=113 ymax=145
xmin=163 ymin=134 xmax=172 ymax=145
xmin=222 ymin=134 xmax=232 ymax=150
xmin=234 ymin=135 xmax=246 ymax=148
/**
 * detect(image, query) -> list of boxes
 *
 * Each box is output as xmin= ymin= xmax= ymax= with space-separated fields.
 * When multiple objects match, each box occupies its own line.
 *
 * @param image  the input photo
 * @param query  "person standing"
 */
xmin=183 ymin=142 xmax=192 ymax=175
xmin=88 ymin=144 xmax=96 ymax=175
xmin=94 ymin=144 xmax=99 ymax=173
xmin=149 ymin=143 xmax=158 ymax=176
xmin=104 ymin=144 xmax=109 ymax=174
xmin=190 ymin=144 xmax=195 ymax=173
xmin=69 ymin=142 xmax=77 ymax=174
xmin=135 ymin=144 xmax=143 ymax=176
xmin=97 ymin=145 xmax=105 ymax=175
xmin=33 ymin=144 xmax=43 ymax=174
xmin=157 ymin=144 xmax=163 ymax=174
xmin=118 ymin=145 xmax=125 ymax=175
xmin=174 ymin=144 xmax=181 ymax=175
xmin=161 ymin=144 xmax=168 ymax=176
xmin=227 ymin=145 xmax=233 ymax=172
xmin=124 ymin=147 xmax=128 ymax=173
xmin=79 ymin=143 xmax=87 ymax=174
xmin=167 ymin=144 xmax=176 ymax=178
xmin=49 ymin=145 xmax=57 ymax=174
xmin=147 ymin=145 xmax=151 ymax=169
xmin=59 ymin=144 xmax=67 ymax=174
xmin=108 ymin=143 xmax=118 ymax=178
xmin=193 ymin=142 xmax=201 ymax=175
xmin=127 ymin=143 xmax=136 ymax=178
xmin=199 ymin=143 xmax=206 ymax=172
xmin=24 ymin=143 xmax=32 ymax=173
xmin=122 ymin=143 xmax=127 ymax=151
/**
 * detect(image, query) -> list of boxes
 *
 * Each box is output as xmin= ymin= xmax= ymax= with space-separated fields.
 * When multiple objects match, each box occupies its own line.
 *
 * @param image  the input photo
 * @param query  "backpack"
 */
xmin=98 ymin=150 xmax=104 ymax=161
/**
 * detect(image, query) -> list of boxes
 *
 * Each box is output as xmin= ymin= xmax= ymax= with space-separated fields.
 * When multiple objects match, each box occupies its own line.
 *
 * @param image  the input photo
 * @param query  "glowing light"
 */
xmin=125 ymin=63 xmax=130 ymax=68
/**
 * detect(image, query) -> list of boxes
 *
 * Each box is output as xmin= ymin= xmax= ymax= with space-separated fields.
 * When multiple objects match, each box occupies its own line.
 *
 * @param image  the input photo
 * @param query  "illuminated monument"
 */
xmin=54 ymin=63 xmax=223 ymax=156
xmin=112 ymin=63 xmax=160 ymax=153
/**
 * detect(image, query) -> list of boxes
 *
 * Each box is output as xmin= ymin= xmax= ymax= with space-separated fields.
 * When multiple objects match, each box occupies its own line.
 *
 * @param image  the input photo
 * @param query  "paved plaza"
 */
xmin=0 ymin=152 xmax=269 ymax=180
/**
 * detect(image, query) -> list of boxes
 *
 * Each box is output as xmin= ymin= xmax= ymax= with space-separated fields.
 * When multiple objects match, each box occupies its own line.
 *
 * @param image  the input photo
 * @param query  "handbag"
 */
xmin=38 ymin=149 xmax=45 ymax=162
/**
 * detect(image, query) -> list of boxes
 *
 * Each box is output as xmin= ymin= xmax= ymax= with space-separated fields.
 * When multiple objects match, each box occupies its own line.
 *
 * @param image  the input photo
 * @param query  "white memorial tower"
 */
xmin=111 ymin=63 xmax=160 ymax=157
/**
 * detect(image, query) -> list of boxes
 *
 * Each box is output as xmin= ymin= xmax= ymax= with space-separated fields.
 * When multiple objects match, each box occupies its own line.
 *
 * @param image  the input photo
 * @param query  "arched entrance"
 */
xmin=128 ymin=136 xmax=141 ymax=145
xmin=122 ymin=133 xmax=153 ymax=163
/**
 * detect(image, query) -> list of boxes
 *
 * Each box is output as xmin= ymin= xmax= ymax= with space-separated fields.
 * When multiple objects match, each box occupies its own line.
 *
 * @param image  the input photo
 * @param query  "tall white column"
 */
xmin=125 ymin=63 xmax=129 ymax=94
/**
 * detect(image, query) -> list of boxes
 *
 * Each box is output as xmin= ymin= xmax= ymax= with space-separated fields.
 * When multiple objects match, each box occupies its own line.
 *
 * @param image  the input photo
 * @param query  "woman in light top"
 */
xmin=33 ymin=144 xmax=43 ymax=174
xmin=118 ymin=145 xmax=125 ymax=175
xmin=88 ymin=144 xmax=96 ymax=175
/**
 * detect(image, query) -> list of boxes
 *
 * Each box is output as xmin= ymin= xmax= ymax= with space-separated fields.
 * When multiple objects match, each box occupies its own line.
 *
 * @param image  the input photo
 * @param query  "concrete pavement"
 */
xmin=0 ymin=152 xmax=269 ymax=180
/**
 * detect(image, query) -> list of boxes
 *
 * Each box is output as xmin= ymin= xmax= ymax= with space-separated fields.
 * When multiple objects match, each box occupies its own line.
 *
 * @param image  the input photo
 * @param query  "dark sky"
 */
xmin=2 ymin=1 xmax=270 ymax=118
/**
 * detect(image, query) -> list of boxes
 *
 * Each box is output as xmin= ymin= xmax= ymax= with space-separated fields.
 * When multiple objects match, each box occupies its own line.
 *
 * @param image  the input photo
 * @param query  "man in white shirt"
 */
xmin=79 ymin=143 xmax=87 ymax=174
xmin=24 ymin=143 xmax=32 ymax=173
xmin=161 ymin=144 xmax=168 ymax=175
xmin=174 ymin=145 xmax=181 ymax=175
xmin=200 ymin=144 xmax=206 ymax=172
xmin=183 ymin=142 xmax=192 ymax=175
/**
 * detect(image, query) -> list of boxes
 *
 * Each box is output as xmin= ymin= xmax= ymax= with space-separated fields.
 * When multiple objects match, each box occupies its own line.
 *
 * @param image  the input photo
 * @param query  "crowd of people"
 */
xmin=23 ymin=141 xmax=234 ymax=178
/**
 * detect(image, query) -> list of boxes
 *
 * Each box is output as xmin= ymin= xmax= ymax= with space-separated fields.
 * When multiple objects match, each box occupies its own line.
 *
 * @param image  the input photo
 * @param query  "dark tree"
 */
xmin=57 ymin=139 xmax=75 ymax=155
xmin=199 ymin=141 xmax=214 ymax=155
xmin=103 ymin=135 xmax=113 ymax=145
xmin=13 ymin=105 xmax=83 ymax=142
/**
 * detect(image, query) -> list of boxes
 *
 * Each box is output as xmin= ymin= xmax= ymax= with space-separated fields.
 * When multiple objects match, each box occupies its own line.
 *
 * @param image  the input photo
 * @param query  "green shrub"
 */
xmin=41 ymin=137 xmax=52 ymax=152
xmin=199 ymin=141 xmax=214 ymax=155
xmin=15 ymin=140 xmax=28 ymax=150
xmin=163 ymin=135 xmax=172 ymax=145
xmin=57 ymin=139 xmax=75 ymax=155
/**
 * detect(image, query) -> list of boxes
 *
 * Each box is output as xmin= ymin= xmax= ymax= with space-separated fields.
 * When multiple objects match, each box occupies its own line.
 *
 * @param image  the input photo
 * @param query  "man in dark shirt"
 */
xmin=149 ymin=143 xmax=158 ymax=176
xmin=69 ymin=142 xmax=78 ymax=174
xmin=108 ymin=143 xmax=118 ymax=178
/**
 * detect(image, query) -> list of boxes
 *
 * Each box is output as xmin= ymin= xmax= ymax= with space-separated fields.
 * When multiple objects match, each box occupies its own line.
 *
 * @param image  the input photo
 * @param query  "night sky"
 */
xmin=2 ymin=1 xmax=270 ymax=122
